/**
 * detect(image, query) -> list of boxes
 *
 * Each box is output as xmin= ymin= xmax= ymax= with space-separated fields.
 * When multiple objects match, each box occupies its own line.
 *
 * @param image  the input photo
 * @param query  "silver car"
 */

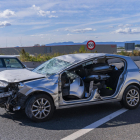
xmin=0 ymin=53 xmax=139 ymax=122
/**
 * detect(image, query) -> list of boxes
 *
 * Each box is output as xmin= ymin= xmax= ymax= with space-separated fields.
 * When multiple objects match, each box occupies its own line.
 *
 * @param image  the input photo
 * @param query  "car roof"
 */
xmin=0 ymin=55 xmax=17 ymax=58
xmin=56 ymin=53 xmax=106 ymax=63
xmin=56 ymin=53 xmax=139 ymax=73
xmin=56 ymin=53 xmax=131 ymax=63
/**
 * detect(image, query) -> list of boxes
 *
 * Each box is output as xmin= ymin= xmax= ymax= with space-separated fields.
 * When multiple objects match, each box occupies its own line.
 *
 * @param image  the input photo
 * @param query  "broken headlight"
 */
xmin=0 ymin=81 xmax=8 ymax=88
xmin=18 ymin=82 xmax=24 ymax=89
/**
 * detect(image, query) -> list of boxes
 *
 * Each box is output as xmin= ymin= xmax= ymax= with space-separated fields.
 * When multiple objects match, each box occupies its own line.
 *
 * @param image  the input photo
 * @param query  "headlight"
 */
xmin=0 ymin=81 xmax=8 ymax=88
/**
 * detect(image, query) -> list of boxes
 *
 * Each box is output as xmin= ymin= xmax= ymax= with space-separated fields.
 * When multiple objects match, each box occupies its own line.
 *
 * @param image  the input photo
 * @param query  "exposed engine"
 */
xmin=0 ymin=82 xmax=19 ymax=109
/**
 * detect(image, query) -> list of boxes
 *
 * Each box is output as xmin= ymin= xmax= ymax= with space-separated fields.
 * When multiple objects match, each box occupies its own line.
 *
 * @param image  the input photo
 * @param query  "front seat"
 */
xmin=61 ymin=72 xmax=70 ymax=97
xmin=69 ymin=77 xmax=85 ymax=99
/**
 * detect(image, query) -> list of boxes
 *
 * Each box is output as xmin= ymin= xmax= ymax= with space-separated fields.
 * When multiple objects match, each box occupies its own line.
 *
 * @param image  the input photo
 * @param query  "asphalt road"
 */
xmin=0 ymin=103 xmax=139 ymax=140
xmin=0 ymin=61 xmax=140 ymax=140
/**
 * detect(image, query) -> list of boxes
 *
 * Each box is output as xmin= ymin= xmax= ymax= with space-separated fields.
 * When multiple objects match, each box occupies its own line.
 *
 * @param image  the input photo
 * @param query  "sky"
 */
xmin=0 ymin=0 xmax=140 ymax=47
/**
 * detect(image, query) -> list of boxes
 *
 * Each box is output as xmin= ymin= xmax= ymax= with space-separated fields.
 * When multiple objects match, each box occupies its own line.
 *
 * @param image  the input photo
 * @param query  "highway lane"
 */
xmin=0 ymin=103 xmax=139 ymax=140
xmin=76 ymin=105 xmax=140 ymax=140
xmin=0 ymin=102 xmax=123 ymax=140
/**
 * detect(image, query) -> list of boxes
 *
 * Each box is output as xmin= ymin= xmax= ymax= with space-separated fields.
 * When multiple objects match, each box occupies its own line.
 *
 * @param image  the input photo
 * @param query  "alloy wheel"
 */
xmin=126 ymin=89 xmax=139 ymax=107
xmin=31 ymin=98 xmax=51 ymax=119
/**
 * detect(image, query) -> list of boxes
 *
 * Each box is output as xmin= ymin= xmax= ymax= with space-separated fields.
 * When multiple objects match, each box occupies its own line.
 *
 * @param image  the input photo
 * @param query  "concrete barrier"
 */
xmin=130 ymin=56 xmax=140 ymax=61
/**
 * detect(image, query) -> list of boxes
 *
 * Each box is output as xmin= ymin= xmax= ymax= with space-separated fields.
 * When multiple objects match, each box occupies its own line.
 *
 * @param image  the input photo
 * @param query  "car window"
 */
xmin=4 ymin=58 xmax=23 ymax=68
xmin=0 ymin=59 xmax=4 ymax=68
xmin=107 ymin=58 xmax=124 ymax=69
xmin=82 ymin=61 xmax=93 ymax=67
xmin=82 ymin=61 xmax=94 ymax=69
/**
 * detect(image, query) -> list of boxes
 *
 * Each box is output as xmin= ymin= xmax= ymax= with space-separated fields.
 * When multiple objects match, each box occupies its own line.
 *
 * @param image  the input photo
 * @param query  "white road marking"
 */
xmin=61 ymin=108 xmax=128 ymax=140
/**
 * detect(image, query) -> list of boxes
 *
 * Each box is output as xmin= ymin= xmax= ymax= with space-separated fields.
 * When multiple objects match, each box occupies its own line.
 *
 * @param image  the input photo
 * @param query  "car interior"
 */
xmin=61 ymin=57 xmax=125 ymax=101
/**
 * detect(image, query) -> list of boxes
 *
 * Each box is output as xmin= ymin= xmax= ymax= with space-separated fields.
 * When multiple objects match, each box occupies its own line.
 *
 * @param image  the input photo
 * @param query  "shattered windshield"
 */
xmin=33 ymin=58 xmax=72 ymax=76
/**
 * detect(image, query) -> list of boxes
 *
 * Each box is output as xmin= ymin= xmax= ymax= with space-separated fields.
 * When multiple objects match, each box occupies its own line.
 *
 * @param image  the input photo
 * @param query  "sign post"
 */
xmin=125 ymin=43 xmax=135 ymax=51
xmin=87 ymin=40 xmax=96 ymax=50
xmin=125 ymin=43 xmax=135 ymax=55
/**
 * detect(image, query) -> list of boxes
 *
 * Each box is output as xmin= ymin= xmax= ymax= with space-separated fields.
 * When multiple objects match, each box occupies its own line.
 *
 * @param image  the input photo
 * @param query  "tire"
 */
xmin=121 ymin=85 xmax=140 ymax=109
xmin=25 ymin=94 xmax=55 ymax=122
xmin=7 ymin=105 xmax=14 ymax=112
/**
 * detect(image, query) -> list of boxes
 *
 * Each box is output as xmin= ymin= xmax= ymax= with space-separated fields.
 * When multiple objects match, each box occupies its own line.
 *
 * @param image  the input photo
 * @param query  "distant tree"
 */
xmin=20 ymin=49 xmax=30 ymax=62
xmin=118 ymin=47 xmax=124 ymax=49
xmin=20 ymin=49 xmax=26 ymax=56
xmin=79 ymin=45 xmax=86 ymax=53
xmin=41 ymin=44 xmax=46 ymax=46
xmin=135 ymin=44 xmax=140 ymax=47
xmin=34 ymin=44 xmax=40 ymax=47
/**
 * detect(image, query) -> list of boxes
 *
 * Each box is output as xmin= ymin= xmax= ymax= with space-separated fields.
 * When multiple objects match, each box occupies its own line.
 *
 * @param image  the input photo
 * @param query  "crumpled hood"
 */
xmin=0 ymin=69 xmax=45 ymax=83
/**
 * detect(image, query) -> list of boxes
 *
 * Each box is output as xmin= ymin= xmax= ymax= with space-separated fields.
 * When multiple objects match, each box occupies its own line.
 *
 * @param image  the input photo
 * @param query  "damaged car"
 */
xmin=0 ymin=53 xmax=140 ymax=122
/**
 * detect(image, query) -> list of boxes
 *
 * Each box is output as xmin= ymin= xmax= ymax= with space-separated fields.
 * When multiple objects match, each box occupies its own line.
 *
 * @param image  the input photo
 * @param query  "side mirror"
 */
xmin=24 ymin=64 xmax=27 ymax=68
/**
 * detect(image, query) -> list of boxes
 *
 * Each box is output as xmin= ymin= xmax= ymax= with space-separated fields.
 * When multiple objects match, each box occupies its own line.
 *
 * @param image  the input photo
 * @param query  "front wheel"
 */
xmin=121 ymin=85 xmax=140 ymax=109
xmin=25 ymin=94 xmax=55 ymax=122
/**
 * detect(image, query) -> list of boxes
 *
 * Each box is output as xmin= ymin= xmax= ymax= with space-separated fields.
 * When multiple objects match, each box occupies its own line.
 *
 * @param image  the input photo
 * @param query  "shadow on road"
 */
xmin=0 ymin=102 xmax=138 ymax=130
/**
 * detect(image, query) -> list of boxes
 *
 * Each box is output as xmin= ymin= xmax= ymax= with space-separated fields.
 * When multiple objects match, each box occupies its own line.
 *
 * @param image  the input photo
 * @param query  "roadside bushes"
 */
xmin=20 ymin=49 xmax=31 ymax=62
xmin=20 ymin=51 xmax=63 ymax=62
xmin=79 ymin=45 xmax=90 ymax=53
xmin=19 ymin=47 xmax=140 ymax=62
xmin=19 ymin=46 xmax=97 ymax=62
xmin=117 ymin=50 xmax=140 ymax=56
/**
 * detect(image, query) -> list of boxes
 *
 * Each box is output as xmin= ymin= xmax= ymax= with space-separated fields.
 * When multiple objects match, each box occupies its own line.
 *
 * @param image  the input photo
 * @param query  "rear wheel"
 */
xmin=25 ymin=94 xmax=55 ymax=122
xmin=121 ymin=85 xmax=140 ymax=109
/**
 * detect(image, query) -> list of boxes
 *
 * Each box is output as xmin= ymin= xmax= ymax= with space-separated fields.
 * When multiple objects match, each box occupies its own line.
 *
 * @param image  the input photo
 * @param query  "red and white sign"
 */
xmin=111 ymin=45 xmax=116 ymax=48
xmin=87 ymin=40 xmax=96 ymax=50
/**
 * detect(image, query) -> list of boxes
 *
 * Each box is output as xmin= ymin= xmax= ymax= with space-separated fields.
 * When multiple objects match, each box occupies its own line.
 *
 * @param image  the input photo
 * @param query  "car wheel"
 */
xmin=122 ymin=85 xmax=140 ymax=109
xmin=25 ymin=94 xmax=55 ymax=122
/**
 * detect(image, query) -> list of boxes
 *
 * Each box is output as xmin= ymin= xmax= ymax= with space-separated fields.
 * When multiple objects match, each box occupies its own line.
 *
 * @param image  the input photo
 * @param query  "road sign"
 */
xmin=87 ymin=40 xmax=96 ymax=50
xmin=125 ymin=43 xmax=135 ymax=50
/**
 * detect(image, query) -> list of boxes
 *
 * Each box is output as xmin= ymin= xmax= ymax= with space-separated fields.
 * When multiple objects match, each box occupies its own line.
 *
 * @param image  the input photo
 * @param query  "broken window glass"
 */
xmin=33 ymin=58 xmax=72 ymax=76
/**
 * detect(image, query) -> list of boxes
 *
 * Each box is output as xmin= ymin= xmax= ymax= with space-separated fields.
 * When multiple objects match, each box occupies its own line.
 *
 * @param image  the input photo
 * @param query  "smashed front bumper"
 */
xmin=0 ymin=91 xmax=13 ymax=98
xmin=0 ymin=91 xmax=13 ymax=105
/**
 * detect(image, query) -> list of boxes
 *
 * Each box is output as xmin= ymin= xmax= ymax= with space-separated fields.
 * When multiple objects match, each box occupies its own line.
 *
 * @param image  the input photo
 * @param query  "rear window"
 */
xmin=107 ymin=58 xmax=124 ymax=69
xmin=4 ymin=58 xmax=23 ymax=68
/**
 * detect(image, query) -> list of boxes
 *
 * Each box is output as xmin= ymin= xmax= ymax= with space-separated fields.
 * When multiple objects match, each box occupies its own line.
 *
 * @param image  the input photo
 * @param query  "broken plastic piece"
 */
xmin=13 ymin=106 xmax=21 ymax=111
xmin=89 ymin=81 xmax=94 ymax=94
